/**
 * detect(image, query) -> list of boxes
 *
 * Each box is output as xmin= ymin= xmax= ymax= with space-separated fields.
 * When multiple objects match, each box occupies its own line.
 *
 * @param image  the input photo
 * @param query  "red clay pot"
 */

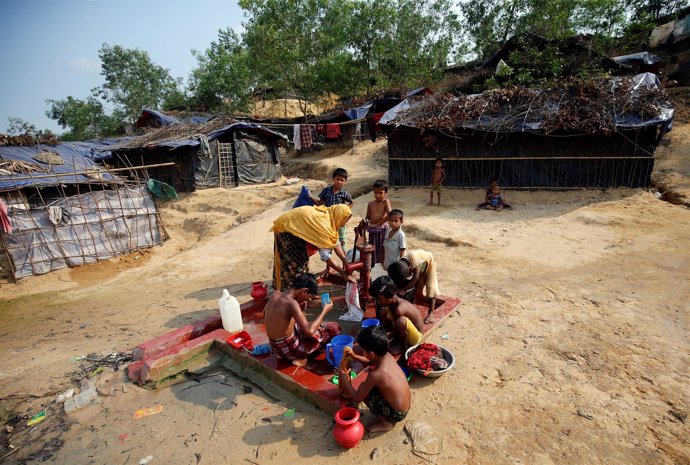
xmin=250 ymin=281 xmax=268 ymax=301
xmin=333 ymin=407 xmax=364 ymax=449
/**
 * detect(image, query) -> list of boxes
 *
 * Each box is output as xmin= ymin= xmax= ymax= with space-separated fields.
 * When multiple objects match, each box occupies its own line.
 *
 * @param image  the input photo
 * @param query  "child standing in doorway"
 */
xmin=383 ymin=209 xmax=406 ymax=271
xmin=429 ymin=158 xmax=446 ymax=205
xmin=309 ymin=167 xmax=353 ymax=249
xmin=365 ymin=180 xmax=392 ymax=265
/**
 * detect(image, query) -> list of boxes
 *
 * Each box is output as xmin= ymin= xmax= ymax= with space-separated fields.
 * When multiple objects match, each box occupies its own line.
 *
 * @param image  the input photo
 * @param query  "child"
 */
xmin=337 ymin=325 xmax=411 ymax=432
xmin=477 ymin=182 xmax=511 ymax=210
xmin=264 ymin=273 xmax=340 ymax=363
xmin=387 ymin=250 xmax=439 ymax=324
xmin=309 ymin=168 xmax=353 ymax=249
xmin=383 ymin=209 xmax=406 ymax=271
xmin=365 ymin=180 xmax=392 ymax=265
xmin=429 ymin=158 xmax=446 ymax=205
xmin=369 ymin=276 xmax=424 ymax=352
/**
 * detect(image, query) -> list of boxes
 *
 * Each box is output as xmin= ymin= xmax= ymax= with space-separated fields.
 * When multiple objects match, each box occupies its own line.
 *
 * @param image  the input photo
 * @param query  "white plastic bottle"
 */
xmin=218 ymin=289 xmax=243 ymax=333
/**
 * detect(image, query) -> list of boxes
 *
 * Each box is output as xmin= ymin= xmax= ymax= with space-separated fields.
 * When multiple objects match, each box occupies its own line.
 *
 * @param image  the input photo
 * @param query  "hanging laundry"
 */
xmin=0 ymin=199 xmax=12 ymax=234
xmin=300 ymin=124 xmax=313 ymax=149
xmin=325 ymin=124 xmax=341 ymax=140
xmin=293 ymin=124 xmax=301 ymax=151
xmin=315 ymin=124 xmax=326 ymax=135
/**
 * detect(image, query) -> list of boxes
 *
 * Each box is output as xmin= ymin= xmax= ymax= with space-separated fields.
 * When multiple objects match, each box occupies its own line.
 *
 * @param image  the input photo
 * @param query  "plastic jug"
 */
xmin=326 ymin=335 xmax=355 ymax=367
xmin=219 ymin=289 xmax=243 ymax=333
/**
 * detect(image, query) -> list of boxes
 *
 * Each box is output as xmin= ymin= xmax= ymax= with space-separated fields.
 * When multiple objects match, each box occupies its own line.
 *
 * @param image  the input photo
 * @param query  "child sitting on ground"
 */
xmin=337 ymin=325 xmax=411 ymax=432
xmin=365 ymin=179 xmax=392 ymax=265
xmin=263 ymin=273 xmax=340 ymax=364
xmin=387 ymin=250 xmax=440 ymax=324
xmin=370 ymin=276 xmax=424 ymax=352
xmin=383 ymin=209 xmax=406 ymax=271
xmin=477 ymin=181 xmax=511 ymax=210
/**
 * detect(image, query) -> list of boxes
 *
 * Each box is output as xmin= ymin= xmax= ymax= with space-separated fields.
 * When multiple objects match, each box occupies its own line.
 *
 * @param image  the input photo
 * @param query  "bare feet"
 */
xmin=424 ymin=314 xmax=436 ymax=325
xmin=368 ymin=419 xmax=394 ymax=433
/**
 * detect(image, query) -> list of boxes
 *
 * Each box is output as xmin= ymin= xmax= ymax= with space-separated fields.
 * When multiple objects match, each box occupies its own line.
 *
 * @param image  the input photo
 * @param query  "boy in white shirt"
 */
xmin=383 ymin=209 xmax=406 ymax=271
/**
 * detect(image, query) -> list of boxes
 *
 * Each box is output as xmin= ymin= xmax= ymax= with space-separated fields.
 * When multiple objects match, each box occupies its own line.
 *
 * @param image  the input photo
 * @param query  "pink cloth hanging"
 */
xmin=0 ymin=199 xmax=12 ymax=234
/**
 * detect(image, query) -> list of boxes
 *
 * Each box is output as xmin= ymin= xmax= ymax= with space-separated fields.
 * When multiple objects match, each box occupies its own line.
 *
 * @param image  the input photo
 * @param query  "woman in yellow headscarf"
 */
xmin=271 ymin=204 xmax=352 ymax=290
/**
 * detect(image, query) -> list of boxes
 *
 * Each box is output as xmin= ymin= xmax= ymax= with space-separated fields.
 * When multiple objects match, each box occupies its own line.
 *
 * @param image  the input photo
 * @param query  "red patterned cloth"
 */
xmin=300 ymin=124 xmax=313 ymax=149
xmin=269 ymin=322 xmax=340 ymax=361
xmin=315 ymin=124 xmax=326 ymax=134
xmin=325 ymin=124 xmax=341 ymax=140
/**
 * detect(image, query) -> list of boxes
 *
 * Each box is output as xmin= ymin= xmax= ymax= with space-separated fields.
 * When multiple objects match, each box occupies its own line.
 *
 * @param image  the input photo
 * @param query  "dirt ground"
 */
xmin=1 ymin=120 xmax=689 ymax=465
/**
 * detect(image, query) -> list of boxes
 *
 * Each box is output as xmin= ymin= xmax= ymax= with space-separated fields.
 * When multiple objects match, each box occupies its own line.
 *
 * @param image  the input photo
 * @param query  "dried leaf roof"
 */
xmin=388 ymin=77 xmax=671 ymax=135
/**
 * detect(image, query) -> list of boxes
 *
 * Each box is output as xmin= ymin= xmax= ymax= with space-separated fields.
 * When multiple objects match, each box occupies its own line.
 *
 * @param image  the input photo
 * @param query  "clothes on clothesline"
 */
xmin=325 ymin=124 xmax=341 ymax=140
xmin=300 ymin=124 xmax=313 ymax=149
xmin=293 ymin=124 xmax=301 ymax=151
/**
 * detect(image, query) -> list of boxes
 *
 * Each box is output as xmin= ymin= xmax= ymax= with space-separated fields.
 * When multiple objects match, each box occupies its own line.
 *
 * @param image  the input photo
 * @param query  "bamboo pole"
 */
xmin=0 ymin=162 xmax=176 ymax=183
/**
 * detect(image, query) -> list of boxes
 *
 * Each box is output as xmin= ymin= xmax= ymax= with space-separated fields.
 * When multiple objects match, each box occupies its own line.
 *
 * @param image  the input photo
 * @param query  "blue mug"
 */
xmin=361 ymin=318 xmax=380 ymax=329
xmin=325 ymin=335 xmax=354 ymax=367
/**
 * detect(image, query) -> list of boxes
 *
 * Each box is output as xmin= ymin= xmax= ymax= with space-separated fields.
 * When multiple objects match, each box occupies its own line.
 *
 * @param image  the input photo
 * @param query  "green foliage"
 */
xmin=189 ymin=28 xmax=253 ymax=112
xmin=93 ymin=43 xmax=183 ymax=122
xmin=460 ymin=0 xmax=628 ymax=60
xmin=6 ymin=117 xmax=55 ymax=140
xmin=45 ymin=96 xmax=122 ymax=141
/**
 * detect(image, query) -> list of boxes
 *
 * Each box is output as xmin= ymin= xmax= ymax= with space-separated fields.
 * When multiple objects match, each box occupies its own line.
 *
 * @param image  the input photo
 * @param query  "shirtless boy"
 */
xmin=369 ymin=276 xmax=424 ymax=352
xmin=430 ymin=158 xmax=446 ymax=205
xmin=365 ymin=179 xmax=392 ymax=265
xmin=338 ymin=325 xmax=411 ymax=432
xmin=264 ymin=273 xmax=340 ymax=363
xmin=387 ymin=250 xmax=440 ymax=324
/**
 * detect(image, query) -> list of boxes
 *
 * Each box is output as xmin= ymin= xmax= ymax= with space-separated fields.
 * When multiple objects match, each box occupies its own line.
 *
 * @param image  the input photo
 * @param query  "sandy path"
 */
xmin=1 ymin=139 xmax=689 ymax=464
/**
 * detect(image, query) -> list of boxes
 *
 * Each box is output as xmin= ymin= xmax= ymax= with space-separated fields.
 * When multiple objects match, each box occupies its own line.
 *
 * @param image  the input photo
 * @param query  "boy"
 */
xmin=429 ymin=158 xmax=446 ymax=205
xmin=365 ymin=179 xmax=392 ymax=265
xmin=387 ymin=249 xmax=439 ymax=324
xmin=309 ymin=168 xmax=353 ymax=249
xmin=383 ymin=209 xmax=406 ymax=271
xmin=264 ymin=273 xmax=340 ymax=363
xmin=337 ymin=325 xmax=411 ymax=432
xmin=369 ymin=276 xmax=424 ymax=352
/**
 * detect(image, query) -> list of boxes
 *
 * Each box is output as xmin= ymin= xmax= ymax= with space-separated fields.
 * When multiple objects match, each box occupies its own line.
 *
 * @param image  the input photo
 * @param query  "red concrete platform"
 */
xmin=127 ymin=287 xmax=461 ymax=414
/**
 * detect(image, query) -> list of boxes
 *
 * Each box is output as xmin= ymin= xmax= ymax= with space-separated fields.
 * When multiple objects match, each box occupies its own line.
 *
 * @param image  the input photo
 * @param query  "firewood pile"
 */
xmin=0 ymin=132 xmax=59 ymax=147
xmin=0 ymin=160 xmax=49 ymax=175
xmin=390 ymin=77 xmax=670 ymax=135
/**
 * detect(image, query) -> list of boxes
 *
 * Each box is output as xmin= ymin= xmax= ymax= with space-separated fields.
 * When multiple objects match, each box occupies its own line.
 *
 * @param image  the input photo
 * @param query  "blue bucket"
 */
xmin=325 ymin=335 xmax=354 ymax=367
xmin=361 ymin=318 xmax=380 ymax=329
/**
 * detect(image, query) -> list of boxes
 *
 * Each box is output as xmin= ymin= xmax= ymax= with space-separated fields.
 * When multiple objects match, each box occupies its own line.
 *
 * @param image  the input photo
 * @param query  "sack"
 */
xmin=292 ymin=185 xmax=314 ymax=209
xmin=339 ymin=281 xmax=363 ymax=322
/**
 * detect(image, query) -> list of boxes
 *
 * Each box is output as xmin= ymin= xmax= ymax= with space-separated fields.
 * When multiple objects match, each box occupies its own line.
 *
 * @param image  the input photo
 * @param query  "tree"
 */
xmin=6 ymin=117 xmax=55 ymax=140
xmin=6 ymin=117 xmax=39 ymax=136
xmin=459 ymin=0 xmax=627 ymax=60
xmin=377 ymin=0 xmax=463 ymax=88
xmin=188 ymin=28 xmax=253 ymax=112
xmin=45 ymin=96 xmax=121 ymax=140
xmin=94 ymin=43 xmax=183 ymax=123
xmin=239 ymin=0 xmax=353 ymax=114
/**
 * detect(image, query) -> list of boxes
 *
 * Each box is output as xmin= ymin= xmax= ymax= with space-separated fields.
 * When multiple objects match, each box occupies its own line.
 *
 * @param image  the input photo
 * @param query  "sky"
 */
xmin=0 ymin=0 xmax=244 ymax=134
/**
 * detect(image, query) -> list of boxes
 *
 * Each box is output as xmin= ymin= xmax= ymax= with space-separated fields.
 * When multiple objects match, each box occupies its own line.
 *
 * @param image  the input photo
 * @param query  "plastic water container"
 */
xmin=326 ymin=335 xmax=355 ymax=367
xmin=219 ymin=289 xmax=243 ymax=333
